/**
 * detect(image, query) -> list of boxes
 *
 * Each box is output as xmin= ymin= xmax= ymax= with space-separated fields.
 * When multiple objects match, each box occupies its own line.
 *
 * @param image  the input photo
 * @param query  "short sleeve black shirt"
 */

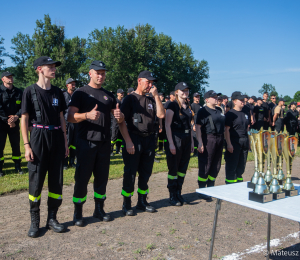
xmin=225 ymin=109 xmax=249 ymax=139
xmin=167 ymin=101 xmax=192 ymax=131
xmin=196 ymin=106 xmax=225 ymax=135
xmin=261 ymin=101 xmax=270 ymax=114
xmin=253 ymin=105 xmax=267 ymax=123
xmin=227 ymin=101 xmax=250 ymax=120
xmin=22 ymin=84 xmax=66 ymax=126
xmin=164 ymin=100 xmax=171 ymax=109
xmin=191 ymin=102 xmax=201 ymax=121
xmin=121 ymin=92 xmax=157 ymax=134
xmin=69 ymin=85 xmax=116 ymax=141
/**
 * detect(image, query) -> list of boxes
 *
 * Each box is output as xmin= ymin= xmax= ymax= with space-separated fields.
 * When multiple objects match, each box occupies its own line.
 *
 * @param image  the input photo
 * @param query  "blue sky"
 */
xmin=1 ymin=0 xmax=299 ymax=98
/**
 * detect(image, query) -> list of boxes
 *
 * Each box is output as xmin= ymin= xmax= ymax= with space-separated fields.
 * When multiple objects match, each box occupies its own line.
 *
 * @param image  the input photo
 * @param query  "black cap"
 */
xmin=66 ymin=78 xmax=77 ymax=84
xmin=257 ymin=97 xmax=263 ymax=101
xmin=231 ymin=91 xmax=247 ymax=100
xmin=127 ymin=87 xmax=134 ymax=93
xmin=245 ymin=95 xmax=250 ymax=99
xmin=250 ymin=96 xmax=257 ymax=102
xmin=138 ymin=70 xmax=157 ymax=81
xmin=89 ymin=60 xmax=107 ymax=71
xmin=222 ymin=95 xmax=228 ymax=99
xmin=33 ymin=56 xmax=61 ymax=70
xmin=117 ymin=89 xmax=124 ymax=94
xmin=158 ymin=92 xmax=164 ymax=96
xmin=204 ymin=90 xmax=221 ymax=99
xmin=165 ymin=95 xmax=170 ymax=99
xmin=290 ymin=101 xmax=297 ymax=106
xmin=170 ymin=91 xmax=175 ymax=96
xmin=193 ymin=92 xmax=200 ymax=97
xmin=1 ymin=71 xmax=14 ymax=78
xmin=175 ymin=82 xmax=190 ymax=91
xmin=278 ymin=98 xmax=286 ymax=102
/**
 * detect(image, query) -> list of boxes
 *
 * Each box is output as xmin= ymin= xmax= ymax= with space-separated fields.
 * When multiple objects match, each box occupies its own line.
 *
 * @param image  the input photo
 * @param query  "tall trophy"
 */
xmin=276 ymin=134 xmax=285 ymax=184
xmin=282 ymin=135 xmax=299 ymax=196
xmin=247 ymin=130 xmax=261 ymax=188
xmin=262 ymin=130 xmax=272 ymax=185
xmin=269 ymin=132 xmax=285 ymax=200
xmin=256 ymin=129 xmax=266 ymax=177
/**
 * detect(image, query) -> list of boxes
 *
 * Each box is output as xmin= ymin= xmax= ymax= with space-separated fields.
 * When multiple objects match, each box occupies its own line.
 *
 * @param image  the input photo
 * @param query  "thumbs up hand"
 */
xmin=114 ymin=103 xmax=124 ymax=121
xmin=87 ymin=104 xmax=100 ymax=121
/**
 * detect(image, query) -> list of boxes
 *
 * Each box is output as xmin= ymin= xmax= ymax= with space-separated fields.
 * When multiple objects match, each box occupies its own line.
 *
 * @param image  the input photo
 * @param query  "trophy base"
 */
xmin=247 ymin=182 xmax=255 ymax=189
xmin=282 ymin=189 xmax=298 ymax=197
xmin=272 ymin=192 xmax=286 ymax=200
xmin=249 ymin=191 xmax=273 ymax=203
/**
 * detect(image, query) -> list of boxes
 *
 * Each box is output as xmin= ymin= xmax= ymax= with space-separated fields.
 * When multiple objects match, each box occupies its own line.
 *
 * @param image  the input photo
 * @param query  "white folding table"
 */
xmin=196 ymin=182 xmax=300 ymax=260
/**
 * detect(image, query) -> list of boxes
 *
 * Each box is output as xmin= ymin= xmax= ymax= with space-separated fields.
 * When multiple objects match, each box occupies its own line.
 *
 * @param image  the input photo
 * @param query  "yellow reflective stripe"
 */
xmin=29 ymin=194 xmax=41 ymax=202
xmin=121 ymin=189 xmax=134 ymax=197
xmin=48 ymin=192 xmax=62 ymax=199
xmin=198 ymin=176 xmax=208 ymax=182
xmin=168 ymin=175 xmax=177 ymax=180
xmin=0 ymin=157 xmax=4 ymax=161
xmin=94 ymin=192 xmax=106 ymax=199
xmin=69 ymin=145 xmax=76 ymax=150
xmin=158 ymin=140 xmax=164 ymax=143
xmin=16 ymin=100 xmax=21 ymax=104
xmin=208 ymin=175 xmax=216 ymax=181
xmin=111 ymin=140 xmax=115 ymax=144
xmin=137 ymin=188 xmax=149 ymax=195
xmin=237 ymin=177 xmax=243 ymax=181
xmin=12 ymin=156 xmax=21 ymax=160
xmin=116 ymin=139 xmax=122 ymax=143
xmin=225 ymin=179 xmax=237 ymax=183
xmin=73 ymin=195 xmax=87 ymax=203
xmin=177 ymin=172 xmax=186 ymax=177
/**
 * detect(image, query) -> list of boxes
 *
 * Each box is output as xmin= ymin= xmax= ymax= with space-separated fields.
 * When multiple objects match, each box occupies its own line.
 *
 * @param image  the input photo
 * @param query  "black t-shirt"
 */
xmin=225 ymin=109 xmax=249 ymax=139
xmin=253 ymin=105 xmax=267 ymax=122
xmin=246 ymin=102 xmax=255 ymax=114
xmin=191 ymin=102 xmax=201 ymax=121
xmin=22 ymin=84 xmax=66 ymax=126
xmin=121 ymin=92 xmax=157 ymax=134
xmin=167 ymin=100 xmax=192 ymax=131
xmin=69 ymin=85 xmax=116 ymax=141
xmin=227 ymin=101 xmax=251 ymax=120
xmin=285 ymin=109 xmax=299 ymax=128
xmin=261 ymin=101 xmax=270 ymax=116
xmin=164 ymin=100 xmax=171 ymax=109
xmin=63 ymin=91 xmax=72 ymax=121
xmin=196 ymin=106 xmax=225 ymax=135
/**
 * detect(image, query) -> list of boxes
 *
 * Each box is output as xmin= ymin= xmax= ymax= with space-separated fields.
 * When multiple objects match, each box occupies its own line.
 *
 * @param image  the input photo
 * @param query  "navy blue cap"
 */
xmin=117 ymin=89 xmax=124 ymax=93
xmin=89 ymin=60 xmax=107 ymax=71
xmin=138 ymin=71 xmax=157 ymax=81
xmin=175 ymin=82 xmax=190 ymax=91
xmin=1 ymin=71 xmax=14 ymax=78
xmin=231 ymin=91 xmax=247 ymax=100
xmin=33 ymin=56 xmax=61 ymax=70
xmin=204 ymin=90 xmax=221 ymax=99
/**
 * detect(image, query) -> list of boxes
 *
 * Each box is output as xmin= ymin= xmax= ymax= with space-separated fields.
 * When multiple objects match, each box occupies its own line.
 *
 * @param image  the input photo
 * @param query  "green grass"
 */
xmin=1 ymin=133 xmax=299 ymax=195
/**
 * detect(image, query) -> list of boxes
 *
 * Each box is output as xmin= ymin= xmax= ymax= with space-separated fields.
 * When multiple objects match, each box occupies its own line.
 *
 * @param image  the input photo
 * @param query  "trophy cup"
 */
xmin=249 ymin=176 xmax=273 ymax=203
xmin=262 ymin=130 xmax=272 ymax=185
xmin=282 ymin=135 xmax=299 ymax=197
xmin=247 ymin=130 xmax=261 ymax=189
xmin=256 ymin=129 xmax=266 ymax=178
xmin=269 ymin=132 xmax=285 ymax=200
xmin=276 ymin=134 xmax=285 ymax=185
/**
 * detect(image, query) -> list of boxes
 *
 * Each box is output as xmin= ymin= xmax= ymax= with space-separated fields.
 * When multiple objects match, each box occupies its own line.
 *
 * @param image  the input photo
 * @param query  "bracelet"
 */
xmin=24 ymin=143 xmax=30 ymax=146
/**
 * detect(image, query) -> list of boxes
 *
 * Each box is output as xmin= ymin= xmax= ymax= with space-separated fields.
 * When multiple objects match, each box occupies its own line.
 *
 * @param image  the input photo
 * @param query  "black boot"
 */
xmin=46 ymin=209 xmax=65 ymax=233
xmin=169 ymin=192 xmax=181 ymax=206
xmin=93 ymin=199 xmax=111 ymax=222
xmin=122 ymin=196 xmax=134 ymax=216
xmin=136 ymin=193 xmax=156 ymax=213
xmin=69 ymin=157 xmax=76 ymax=168
xmin=28 ymin=210 xmax=40 ymax=238
xmin=73 ymin=203 xmax=84 ymax=227
xmin=15 ymin=162 xmax=23 ymax=175
xmin=176 ymin=189 xmax=187 ymax=205
xmin=63 ymin=157 xmax=68 ymax=170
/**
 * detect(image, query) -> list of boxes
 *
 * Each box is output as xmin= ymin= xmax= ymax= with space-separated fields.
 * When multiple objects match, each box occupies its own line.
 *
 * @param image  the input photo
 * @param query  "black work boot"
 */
xmin=63 ymin=157 xmax=68 ymax=170
xmin=15 ymin=162 xmax=23 ymax=175
xmin=28 ymin=210 xmax=40 ymax=238
xmin=169 ymin=192 xmax=181 ymax=206
xmin=73 ymin=203 xmax=84 ymax=227
xmin=136 ymin=193 xmax=156 ymax=213
xmin=122 ymin=196 xmax=134 ymax=216
xmin=69 ymin=157 xmax=76 ymax=168
xmin=46 ymin=209 xmax=65 ymax=233
xmin=176 ymin=189 xmax=187 ymax=205
xmin=93 ymin=199 xmax=111 ymax=222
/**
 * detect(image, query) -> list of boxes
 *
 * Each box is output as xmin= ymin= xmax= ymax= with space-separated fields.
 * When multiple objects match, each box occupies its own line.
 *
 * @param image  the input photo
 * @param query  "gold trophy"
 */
xmin=262 ymin=130 xmax=272 ymax=185
xmin=276 ymin=134 xmax=285 ymax=185
xmin=269 ymin=132 xmax=285 ymax=200
xmin=256 ymin=129 xmax=266 ymax=178
xmin=282 ymin=135 xmax=299 ymax=197
xmin=247 ymin=130 xmax=261 ymax=189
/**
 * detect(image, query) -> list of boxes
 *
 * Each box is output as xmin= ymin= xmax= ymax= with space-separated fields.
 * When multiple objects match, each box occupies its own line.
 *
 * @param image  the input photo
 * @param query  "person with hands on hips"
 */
xmin=224 ymin=91 xmax=250 ymax=184
xmin=118 ymin=71 xmax=165 ymax=216
xmin=196 ymin=90 xmax=225 ymax=201
xmin=165 ymin=82 xmax=194 ymax=206
xmin=67 ymin=60 xmax=124 ymax=227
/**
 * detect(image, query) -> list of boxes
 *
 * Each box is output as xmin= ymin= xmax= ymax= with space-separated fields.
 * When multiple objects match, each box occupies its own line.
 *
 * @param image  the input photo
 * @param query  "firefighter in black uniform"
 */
xmin=68 ymin=61 xmax=123 ymax=227
xmin=21 ymin=56 xmax=68 ymax=238
xmin=165 ymin=82 xmax=194 ymax=206
xmin=118 ymin=71 xmax=165 ymax=216
xmin=191 ymin=92 xmax=201 ymax=156
xmin=127 ymin=87 xmax=134 ymax=95
xmin=247 ymin=96 xmax=256 ymax=128
xmin=63 ymin=78 xmax=78 ymax=169
xmin=157 ymin=93 xmax=165 ymax=152
xmin=285 ymin=101 xmax=298 ymax=136
xmin=262 ymin=92 xmax=270 ymax=130
xmin=111 ymin=89 xmax=124 ymax=156
xmin=272 ymin=98 xmax=285 ymax=133
xmin=0 ymin=71 xmax=23 ymax=177
xmin=196 ymin=90 xmax=225 ymax=201
xmin=268 ymin=94 xmax=277 ymax=131
xmin=253 ymin=97 xmax=268 ymax=131
xmin=224 ymin=91 xmax=250 ymax=184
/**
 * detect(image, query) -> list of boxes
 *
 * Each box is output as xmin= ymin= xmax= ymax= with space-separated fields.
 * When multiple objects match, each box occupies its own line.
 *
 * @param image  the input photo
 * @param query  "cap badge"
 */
xmin=104 ymin=96 xmax=108 ymax=100
xmin=183 ymin=82 xmax=186 ymax=86
xmin=48 ymin=58 xmax=52 ymax=61
xmin=150 ymin=73 xmax=153 ymax=76
xmin=100 ymin=62 xmax=103 ymax=66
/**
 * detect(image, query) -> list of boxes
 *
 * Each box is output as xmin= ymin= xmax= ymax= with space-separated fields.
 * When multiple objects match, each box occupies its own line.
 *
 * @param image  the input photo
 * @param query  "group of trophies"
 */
xmin=247 ymin=128 xmax=298 ymax=203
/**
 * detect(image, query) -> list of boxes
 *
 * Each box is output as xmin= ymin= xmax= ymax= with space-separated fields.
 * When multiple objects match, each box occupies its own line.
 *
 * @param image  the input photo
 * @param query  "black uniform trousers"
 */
xmin=198 ymin=134 xmax=224 ymax=188
xmin=28 ymin=127 xmax=65 ymax=212
xmin=225 ymin=137 xmax=249 ymax=184
xmin=67 ymin=122 xmax=78 ymax=158
xmin=158 ymin=130 xmax=166 ymax=151
xmin=192 ymin=130 xmax=198 ymax=155
xmin=73 ymin=138 xmax=111 ymax=204
xmin=165 ymin=132 xmax=191 ymax=192
xmin=275 ymin=118 xmax=284 ymax=133
xmin=0 ymin=123 xmax=21 ymax=169
xmin=122 ymin=133 xmax=156 ymax=197
xmin=111 ymin=124 xmax=123 ymax=153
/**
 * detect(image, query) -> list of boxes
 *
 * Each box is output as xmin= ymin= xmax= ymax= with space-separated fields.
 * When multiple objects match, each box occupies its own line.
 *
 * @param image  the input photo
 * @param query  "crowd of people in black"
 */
xmin=0 ymin=56 xmax=299 ymax=238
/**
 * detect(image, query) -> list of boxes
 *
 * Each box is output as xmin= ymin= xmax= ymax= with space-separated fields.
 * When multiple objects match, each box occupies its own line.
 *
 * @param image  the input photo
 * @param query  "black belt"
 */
xmin=173 ymin=129 xmax=191 ymax=134
xmin=130 ymin=131 xmax=155 ymax=137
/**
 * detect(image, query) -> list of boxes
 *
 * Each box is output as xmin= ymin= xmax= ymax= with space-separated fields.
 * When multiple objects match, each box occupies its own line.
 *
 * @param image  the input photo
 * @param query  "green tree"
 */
xmin=0 ymin=36 xmax=7 ymax=70
xmin=283 ymin=95 xmax=292 ymax=103
xmin=258 ymin=84 xmax=278 ymax=100
xmin=293 ymin=91 xmax=300 ymax=102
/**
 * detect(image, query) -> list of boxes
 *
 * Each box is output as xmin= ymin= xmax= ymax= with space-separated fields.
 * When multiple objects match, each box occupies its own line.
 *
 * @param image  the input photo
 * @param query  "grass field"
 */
xmin=0 ymin=133 xmax=298 ymax=195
